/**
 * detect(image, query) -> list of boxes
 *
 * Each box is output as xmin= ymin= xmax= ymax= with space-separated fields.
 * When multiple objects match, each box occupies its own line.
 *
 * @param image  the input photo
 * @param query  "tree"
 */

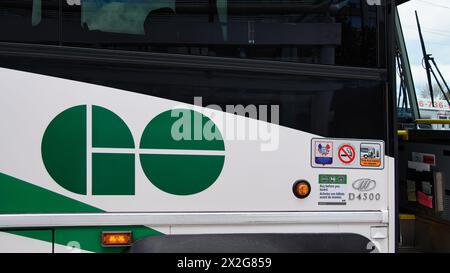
xmin=419 ymin=83 xmax=450 ymax=100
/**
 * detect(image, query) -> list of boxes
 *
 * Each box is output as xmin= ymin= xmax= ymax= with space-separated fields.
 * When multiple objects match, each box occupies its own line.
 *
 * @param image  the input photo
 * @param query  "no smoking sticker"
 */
xmin=338 ymin=144 xmax=355 ymax=164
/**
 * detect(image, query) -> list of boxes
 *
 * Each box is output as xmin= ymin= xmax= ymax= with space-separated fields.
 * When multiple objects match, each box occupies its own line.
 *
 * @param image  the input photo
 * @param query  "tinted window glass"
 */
xmin=0 ymin=54 xmax=388 ymax=141
xmin=62 ymin=0 xmax=385 ymax=67
xmin=0 ymin=0 xmax=59 ymax=43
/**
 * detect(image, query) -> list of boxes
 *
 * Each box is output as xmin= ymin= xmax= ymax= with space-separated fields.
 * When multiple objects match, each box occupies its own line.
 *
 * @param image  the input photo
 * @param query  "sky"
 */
xmin=398 ymin=0 xmax=450 ymax=98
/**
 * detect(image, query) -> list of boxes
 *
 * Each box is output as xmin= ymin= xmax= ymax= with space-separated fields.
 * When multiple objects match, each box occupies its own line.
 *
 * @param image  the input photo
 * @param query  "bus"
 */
xmin=0 ymin=0 xmax=397 ymax=253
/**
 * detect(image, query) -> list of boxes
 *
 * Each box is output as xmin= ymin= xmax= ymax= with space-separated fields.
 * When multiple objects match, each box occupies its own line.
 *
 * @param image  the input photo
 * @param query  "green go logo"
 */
xmin=41 ymin=105 xmax=225 ymax=196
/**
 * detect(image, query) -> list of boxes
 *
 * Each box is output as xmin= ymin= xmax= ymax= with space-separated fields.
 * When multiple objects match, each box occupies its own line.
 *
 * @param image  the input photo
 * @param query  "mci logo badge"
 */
xmin=41 ymin=105 xmax=225 ymax=196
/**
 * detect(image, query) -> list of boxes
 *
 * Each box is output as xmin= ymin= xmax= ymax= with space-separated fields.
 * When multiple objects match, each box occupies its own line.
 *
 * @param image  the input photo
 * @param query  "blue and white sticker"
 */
xmin=314 ymin=141 xmax=333 ymax=165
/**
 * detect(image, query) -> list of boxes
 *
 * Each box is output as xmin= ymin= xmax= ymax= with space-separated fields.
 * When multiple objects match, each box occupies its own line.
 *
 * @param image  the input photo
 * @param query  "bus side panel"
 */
xmin=0 ymin=67 xmax=390 ymax=213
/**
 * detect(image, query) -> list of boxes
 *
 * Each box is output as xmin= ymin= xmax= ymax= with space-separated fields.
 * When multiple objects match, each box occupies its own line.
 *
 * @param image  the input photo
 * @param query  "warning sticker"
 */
xmin=314 ymin=141 xmax=333 ymax=165
xmin=311 ymin=138 xmax=384 ymax=169
xmin=338 ymin=144 xmax=356 ymax=165
xmin=360 ymin=143 xmax=382 ymax=167
xmin=318 ymin=174 xmax=347 ymax=205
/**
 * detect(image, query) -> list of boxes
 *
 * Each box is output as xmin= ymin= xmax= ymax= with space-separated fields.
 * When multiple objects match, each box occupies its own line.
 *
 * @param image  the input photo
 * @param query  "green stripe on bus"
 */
xmin=0 ymin=172 xmax=100 ymax=213
xmin=54 ymin=226 xmax=161 ymax=253
xmin=4 ymin=226 xmax=161 ymax=253
xmin=7 ymin=230 xmax=52 ymax=243
xmin=0 ymin=172 xmax=162 ymax=252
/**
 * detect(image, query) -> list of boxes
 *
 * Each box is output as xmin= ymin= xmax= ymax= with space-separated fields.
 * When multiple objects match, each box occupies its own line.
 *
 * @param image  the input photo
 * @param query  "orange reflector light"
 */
xmin=293 ymin=180 xmax=311 ymax=199
xmin=101 ymin=231 xmax=132 ymax=247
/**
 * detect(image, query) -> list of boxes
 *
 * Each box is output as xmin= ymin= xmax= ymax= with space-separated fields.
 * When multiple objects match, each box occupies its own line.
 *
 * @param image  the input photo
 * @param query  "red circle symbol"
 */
xmin=338 ymin=144 xmax=355 ymax=164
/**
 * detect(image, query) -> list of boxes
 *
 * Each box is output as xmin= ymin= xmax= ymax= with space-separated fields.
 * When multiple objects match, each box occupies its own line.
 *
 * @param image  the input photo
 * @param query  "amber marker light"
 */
xmin=293 ymin=180 xmax=311 ymax=199
xmin=101 ymin=231 xmax=132 ymax=247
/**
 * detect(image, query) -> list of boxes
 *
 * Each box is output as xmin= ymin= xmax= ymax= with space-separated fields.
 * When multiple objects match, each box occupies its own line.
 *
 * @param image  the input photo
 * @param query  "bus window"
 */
xmin=81 ymin=0 xmax=176 ymax=35
xmin=62 ymin=0 xmax=385 ymax=68
xmin=32 ymin=0 xmax=41 ymax=26
xmin=0 ymin=0 xmax=59 ymax=44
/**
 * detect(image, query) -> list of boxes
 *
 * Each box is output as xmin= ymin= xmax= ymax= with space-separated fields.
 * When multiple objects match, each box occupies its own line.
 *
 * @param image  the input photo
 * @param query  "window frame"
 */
xmin=0 ymin=41 xmax=386 ymax=81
